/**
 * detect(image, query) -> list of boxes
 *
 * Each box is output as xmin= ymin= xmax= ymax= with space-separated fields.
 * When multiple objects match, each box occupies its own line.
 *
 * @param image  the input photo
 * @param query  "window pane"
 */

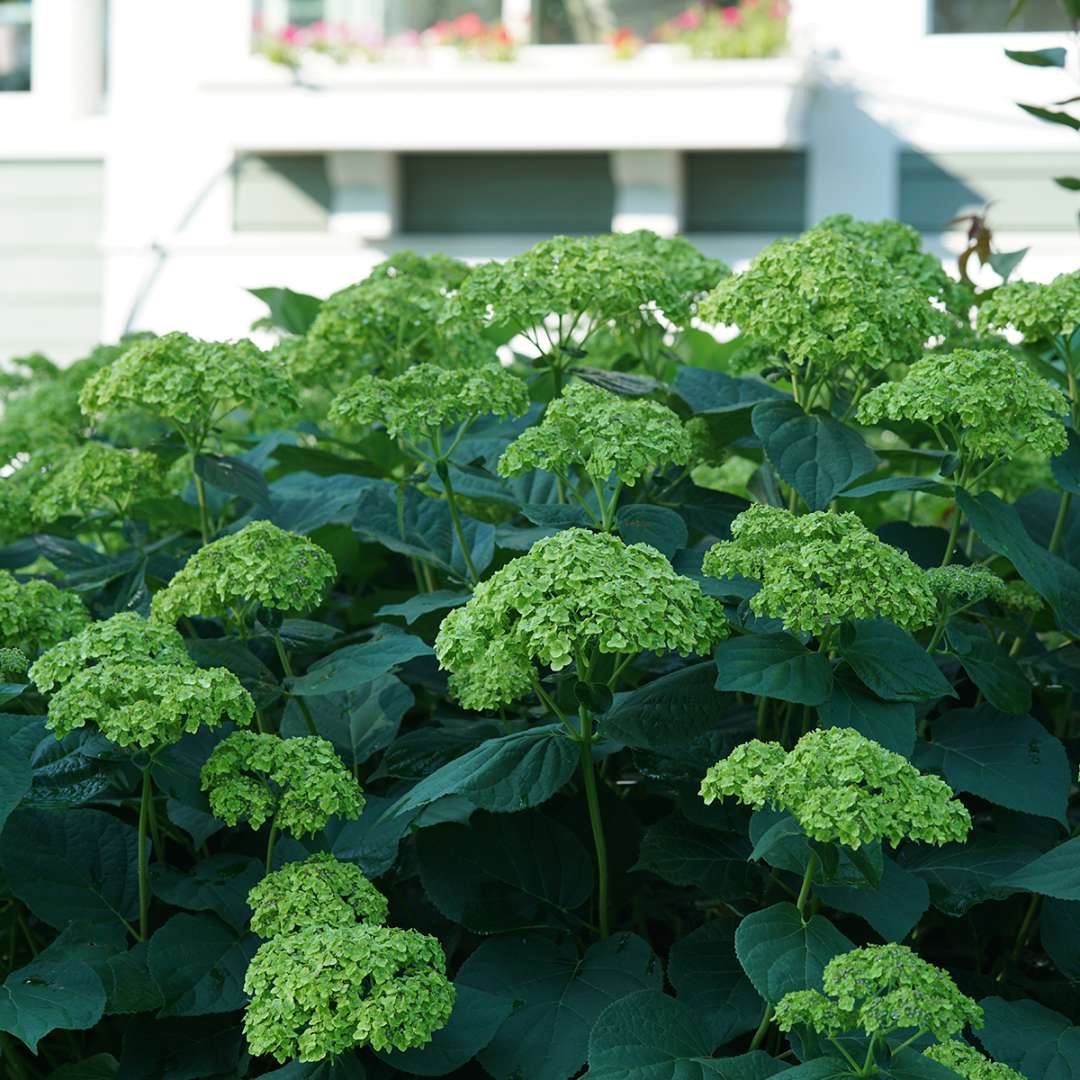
xmin=685 ymin=152 xmax=806 ymax=233
xmin=0 ymin=0 xmax=32 ymax=92
xmin=932 ymin=0 xmax=1071 ymax=33
xmin=534 ymin=0 xmax=714 ymax=43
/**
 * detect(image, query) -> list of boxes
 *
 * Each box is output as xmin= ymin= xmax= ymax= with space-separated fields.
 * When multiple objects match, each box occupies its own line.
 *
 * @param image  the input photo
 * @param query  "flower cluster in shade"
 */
xmin=497 ymin=381 xmax=692 ymax=486
xmin=0 ymin=571 xmax=90 ymax=656
xmin=200 ymin=731 xmax=364 ymax=837
xmin=774 ymin=944 xmax=983 ymax=1041
xmin=976 ymin=269 xmax=1080 ymax=342
xmin=436 ymin=527 xmax=729 ymax=710
xmin=0 ymin=648 xmax=28 ymax=680
xmin=1003 ymin=580 xmax=1043 ymax=616
xmin=923 ymin=1041 xmax=1025 ymax=1080
xmin=703 ymin=505 xmax=936 ymax=636
xmin=856 ymin=349 xmax=1067 ymax=463
xmin=699 ymin=226 xmax=950 ymax=376
xmin=243 ymin=852 xmax=455 ymax=1062
xmin=700 ymin=728 xmax=972 ymax=849
xmin=925 ymin=565 xmax=1007 ymax=612
xmin=151 ymin=520 xmax=337 ymax=624
xmin=328 ymin=362 xmax=529 ymax=443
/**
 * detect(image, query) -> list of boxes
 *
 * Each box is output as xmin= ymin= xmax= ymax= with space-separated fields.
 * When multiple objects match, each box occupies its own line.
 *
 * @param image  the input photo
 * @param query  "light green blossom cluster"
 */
xmin=29 ymin=612 xmax=191 ymax=693
xmin=0 ymin=571 xmax=90 ymax=656
xmin=243 ymin=923 xmax=455 ymax=1061
xmin=0 ymin=648 xmax=28 ymax=679
xmin=247 ymin=852 xmax=389 ymax=939
xmin=857 ymin=349 xmax=1067 ymax=462
xmin=1003 ymin=580 xmax=1043 ymax=616
xmin=46 ymin=662 xmax=254 ymax=749
xmin=30 ymin=442 xmax=167 ymax=522
xmin=497 ymin=381 xmax=691 ymax=486
xmin=703 ymin=505 xmax=936 ymax=636
xmin=699 ymin=227 xmax=949 ymax=376
xmin=328 ymin=362 xmax=529 ymax=442
xmin=924 ymin=1041 xmax=1025 ymax=1080
xmin=151 ymin=521 xmax=337 ymax=624
xmin=0 ymin=465 xmax=44 ymax=545
xmin=925 ymin=565 xmax=1007 ymax=611
xmin=700 ymin=728 xmax=971 ymax=848
xmin=200 ymin=731 xmax=364 ymax=837
xmin=436 ymin=527 xmax=729 ymax=710
xmin=776 ymin=944 xmax=982 ymax=1042
xmin=976 ymin=269 xmax=1080 ymax=341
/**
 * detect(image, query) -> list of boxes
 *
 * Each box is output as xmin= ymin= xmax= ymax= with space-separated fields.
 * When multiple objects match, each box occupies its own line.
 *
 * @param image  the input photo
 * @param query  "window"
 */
xmin=532 ymin=0 xmax=690 ymax=43
xmin=931 ymin=0 xmax=1071 ymax=33
xmin=685 ymin=152 xmax=807 ymax=234
xmin=0 ymin=0 xmax=31 ymax=92
xmin=234 ymin=154 xmax=332 ymax=232
xmin=253 ymin=0 xmax=500 ymax=36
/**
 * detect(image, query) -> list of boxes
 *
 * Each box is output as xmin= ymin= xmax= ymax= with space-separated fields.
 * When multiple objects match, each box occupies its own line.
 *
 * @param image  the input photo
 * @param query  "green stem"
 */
xmin=1049 ymin=491 xmax=1072 ymax=555
xmin=827 ymin=1038 xmax=863 ymax=1073
xmin=996 ymin=893 xmax=1041 ymax=983
xmin=860 ymin=1035 xmax=879 ymax=1077
xmin=192 ymin=465 xmax=211 ymax=547
xmin=442 ymin=467 xmax=480 ymax=584
xmin=940 ymin=504 xmax=963 ymax=566
xmin=578 ymin=707 xmax=610 ymax=940
xmin=749 ymin=1005 xmax=774 ymax=1052
xmin=273 ymin=632 xmax=317 ymax=736
xmin=796 ymin=850 xmax=818 ymax=918
xmin=926 ymin=616 xmax=948 ymax=654
xmin=137 ymin=766 xmax=152 ymax=941
xmin=891 ymin=1029 xmax=928 ymax=1056
xmin=265 ymin=820 xmax=280 ymax=874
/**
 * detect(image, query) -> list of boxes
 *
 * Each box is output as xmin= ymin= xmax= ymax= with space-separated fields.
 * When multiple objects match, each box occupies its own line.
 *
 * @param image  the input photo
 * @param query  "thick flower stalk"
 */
xmin=46 ymin=662 xmax=254 ymax=749
xmin=247 ymin=853 xmax=389 ymax=939
xmin=703 ymin=504 xmax=936 ymax=637
xmin=436 ymin=527 xmax=728 ymax=712
xmin=0 ymin=571 xmax=90 ymax=656
xmin=243 ymin=923 xmax=455 ymax=1061
xmin=976 ymin=269 xmax=1080 ymax=344
xmin=700 ymin=728 xmax=971 ymax=849
xmin=29 ymin=611 xmax=191 ymax=693
xmin=923 ymin=1041 xmax=1025 ymax=1080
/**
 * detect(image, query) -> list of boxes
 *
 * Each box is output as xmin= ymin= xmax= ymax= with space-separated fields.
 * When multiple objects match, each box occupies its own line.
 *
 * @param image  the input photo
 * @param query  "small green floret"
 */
xmin=30 ymin=612 xmax=191 ymax=693
xmin=0 ymin=571 xmax=90 ymax=656
xmin=924 ymin=1040 xmax=1026 ymax=1080
xmin=151 ymin=520 xmax=337 ymax=624
xmin=857 ymin=349 xmax=1067 ymax=462
xmin=703 ymin=504 xmax=936 ymax=636
xmin=46 ymin=663 xmax=254 ymax=749
xmin=925 ymin=565 xmax=1007 ymax=611
xmin=0 ymin=648 xmax=28 ymax=680
xmin=1003 ymin=580 xmax=1043 ymax=616
xmin=976 ymin=269 xmax=1080 ymax=342
xmin=497 ymin=380 xmax=691 ymax=486
xmin=243 ymin=923 xmax=455 ymax=1061
xmin=436 ymin=527 xmax=728 ymax=710
xmin=247 ymin=853 xmax=389 ymax=939
xmin=775 ymin=944 xmax=983 ymax=1041
xmin=700 ymin=728 xmax=971 ymax=848
xmin=201 ymin=731 xmax=364 ymax=837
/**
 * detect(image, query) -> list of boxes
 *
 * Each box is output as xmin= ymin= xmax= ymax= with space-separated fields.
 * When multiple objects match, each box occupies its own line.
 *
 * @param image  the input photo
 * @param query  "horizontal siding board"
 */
xmin=0 ymin=255 xmax=102 ymax=294
xmin=685 ymin=151 xmax=807 ymax=233
xmin=0 ymin=160 xmax=104 ymax=203
xmin=234 ymin=154 xmax=331 ymax=232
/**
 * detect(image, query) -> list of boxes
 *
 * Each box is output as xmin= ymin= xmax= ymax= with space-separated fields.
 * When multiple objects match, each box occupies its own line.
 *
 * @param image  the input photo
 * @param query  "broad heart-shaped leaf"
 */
xmin=248 ymin=285 xmax=323 ymax=334
xmin=285 ymin=633 xmax=432 ymax=696
xmin=900 ymin=837 xmax=1035 ymax=916
xmin=932 ymin=708 xmax=1070 ymax=825
xmin=752 ymin=399 xmax=879 ymax=511
xmin=325 ymin=793 xmax=410 ymax=879
xmin=958 ymin=490 xmax=1080 ymax=636
xmin=817 ymin=856 xmax=930 ymax=943
xmin=195 ymin=453 xmax=270 ymax=509
xmin=615 ymin=504 xmax=688 ymax=558
xmin=376 ymin=984 xmax=511 ymax=1076
xmin=457 ymin=931 xmax=662 ymax=1080
xmin=0 ymin=713 xmax=37 ymax=832
xmin=945 ymin=620 xmax=1031 ymax=716
xmin=715 ymin=633 xmax=832 ymax=706
xmin=635 ymin=815 xmax=755 ymax=897
xmin=839 ymin=475 xmax=951 ymax=499
xmin=44 ymin=1054 xmax=119 ymax=1080
xmin=383 ymin=724 xmax=578 ymax=821
xmin=269 ymin=472 xmax=377 ymax=535
xmin=673 ymin=365 xmax=787 ymax=414
xmin=997 ymin=836 xmax=1080 ymax=900
xmin=668 ymin=922 xmax=763 ymax=1049
xmin=117 ymin=1013 xmax=244 ymax=1080
xmin=601 ymin=662 xmax=727 ymax=750
xmin=522 ymin=503 xmax=591 ymax=529
xmin=584 ymin=990 xmax=785 ymax=1080
xmin=376 ymin=589 xmax=470 ymax=625
xmin=147 ymin=913 xmax=258 ymax=1017
xmin=976 ymin=996 xmax=1080 ymax=1080
xmin=0 ymin=808 xmax=139 ymax=931
xmin=1051 ymin=427 xmax=1080 ymax=494
xmin=262 ymin=1058 xmax=366 ymax=1079
xmin=151 ymin=854 xmax=263 ymax=933
xmin=417 ymin=811 xmax=593 ymax=934
xmin=783 ymin=1051 xmax=957 ymax=1080
xmin=839 ymin=620 xmax=954 ymax=703
xmin=1041 ymin=898 xmax=1080 ymax=979
xmin=817 ymin=675 xmax=916 ymax=758
xmin=734 ymin=902 xmax=854 ymax=1003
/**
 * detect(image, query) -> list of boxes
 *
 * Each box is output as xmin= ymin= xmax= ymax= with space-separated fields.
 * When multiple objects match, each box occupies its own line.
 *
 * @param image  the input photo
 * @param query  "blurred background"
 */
xmin=0 ymin=0 xmax=1077 ymax=362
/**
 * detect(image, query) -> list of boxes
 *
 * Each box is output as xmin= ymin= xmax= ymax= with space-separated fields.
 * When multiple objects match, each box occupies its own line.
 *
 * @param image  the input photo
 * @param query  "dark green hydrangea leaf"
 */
xmin=840 ymin=620 xmax=955 ymax=702
xmin=817 ymin=857 xmax=930 ymax=942
xmin=817 ymin=675 xmax=916 ymax=758
xmin=714 ymin=633 xmax=833 ymax=706
xmin=900 ymin=837 xmax=1035 ymax=916
xmin=975 ymin=996 xmax=1080 ymax=1080
xmin=150 ymin=853 xmax=263 ymax=933
xmin=997 ymin=836 xmax=1080 ymax=900
xmin=635 ymin=814 xmax=754 ymax=897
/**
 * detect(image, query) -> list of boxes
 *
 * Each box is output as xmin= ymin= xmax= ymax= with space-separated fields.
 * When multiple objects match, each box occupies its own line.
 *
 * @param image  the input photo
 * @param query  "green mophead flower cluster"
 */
xmin=436 ymin=527 xmax=729 ymax=710
xmin=774 ymin=943 xmax=983 ymax=1040
xmin=923 ymin=1040 xmax=1025 ymax=1080
xmin=700 ymin=728 xmax=971 ymax=848
xmin=703 ymin=505 xmax=937 ymax=636
xmin=200 ymin=731 xmax=364 ymax=837
xmin=497 ymin=380 xmax=691 ymax=486
xmin=328 ymin=362 xmax=530 ymax=442
xmin=0 ymin=647 xmax=28 ymax=679
xmin=151 ymin=520 xmax=337 ymax=623
xmin=857 ymin=349 xmax=1067 ymax=462
xmin=0 ymin=570 xmax=89 ymax=656
xmin=925 ymin=565 xmax=1007 ymax=611
xmin=976 ymin=268 xmax=1080 ymax=341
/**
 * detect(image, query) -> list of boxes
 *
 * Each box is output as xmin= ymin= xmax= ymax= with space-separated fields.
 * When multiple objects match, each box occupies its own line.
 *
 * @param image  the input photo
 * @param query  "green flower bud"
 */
xmin=0 ymin=571 xmax=90 ymax=656
xmin=247 ymin=852 xmax=389 ymax=939
xmin=700 ymin=728 xmax=971 ymax=849
xmin=243 ymin=923 xmax=455 ymax=1061
xmin=151 ymin=520 xmax=337 ymax=624
xmin=201 ymin=731 xmax=364 ymax=837
xmin=0 ymin=648 xmax=29 ymax=680
xmin=703 ymin=504 xmax=936 ymax=636
xmin=436 ymin=527 xmax=729 ymax=711
xmin=1002 ymin=580 xmax=1043 ymax=616
xmin=925 ymin=565 xmax=1007 ymax=611
xmin=976 ymin=269 xmax=1080 ymax=342
xmin=924 ymin=1040 xmax=1026 ymax=1080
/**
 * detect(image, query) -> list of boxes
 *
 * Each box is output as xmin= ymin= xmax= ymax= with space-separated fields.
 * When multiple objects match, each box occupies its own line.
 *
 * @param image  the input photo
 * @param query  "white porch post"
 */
xmin=30 ymin=0 xmax=106 ymax=115
xmin=326 ymin=151 xmax=398 ymax=238
xmin=611 ymin=150 xmax=683 ymax=236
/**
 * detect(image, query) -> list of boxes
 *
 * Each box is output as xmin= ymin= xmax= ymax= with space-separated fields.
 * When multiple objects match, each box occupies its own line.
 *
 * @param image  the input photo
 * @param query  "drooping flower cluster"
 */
xmin=328 ymin=363 xmax=530 ymax=442
xmin=925 ymin=565 xmax=1007 ymax=612
xmin=0 ymin=647 xmax=28 ymax=680
xmin=436 ymin=528 xmax=729 ymax=710
xmin=700 ymin=728 xmax=971 ymax=848
xmin=151 ymin=521 xmax=337 ymax=624
xmin=0 ymin=571 xmax=90 ymax=656
xmin=856 ymin=349 xmax=1067 ymax=463
xmin=923 ymin=1041 xmax=1025 ymax=1080
xmin=703 ymin=505 xmax=937 ymax=636
xmin=497 ymin=381 xmax=692 ymax=486
xmin=774 ymin=944 xmax=983 ymax=1041
xmin=200 ymin=731 xmax=364 ymax=837
xmin=976 ymin=269 xmax=1080 ymax=342
xmin=1003 ymin=580 xmax=1043 ymax=616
